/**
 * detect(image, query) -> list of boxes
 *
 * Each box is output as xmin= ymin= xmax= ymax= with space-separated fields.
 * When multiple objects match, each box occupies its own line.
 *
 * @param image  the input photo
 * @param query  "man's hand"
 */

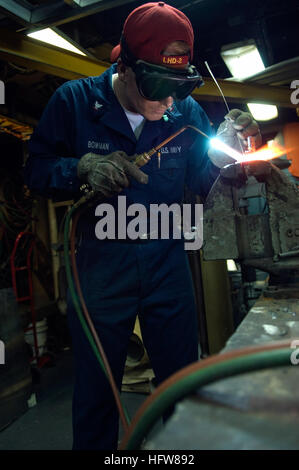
xmin=77 ymin=151 xmax=148 ymax=197
xmin=208 ymin=109 xmax=262 ymax=168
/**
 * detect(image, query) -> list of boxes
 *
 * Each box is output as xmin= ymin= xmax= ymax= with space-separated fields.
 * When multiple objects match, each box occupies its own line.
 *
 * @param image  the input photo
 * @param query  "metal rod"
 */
xmin=204 ymin=61 xmax=230 ymax=114
xmin=204 ymin=61 xmax=246 ymax=159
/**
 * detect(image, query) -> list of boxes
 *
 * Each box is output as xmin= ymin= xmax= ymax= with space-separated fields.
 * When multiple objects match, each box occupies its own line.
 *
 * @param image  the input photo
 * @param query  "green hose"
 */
xmin=63 ymin=203 xmax=130 ymax=425
xmin=123 ymin=347 xmax=293 ymax=449
xmin=63 ymin=205 xmax=106 ymax=373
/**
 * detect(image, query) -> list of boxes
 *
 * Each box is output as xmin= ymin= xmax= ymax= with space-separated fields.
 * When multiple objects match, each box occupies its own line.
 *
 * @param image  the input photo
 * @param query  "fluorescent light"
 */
xmin=71 ymin=0 xmax=102 ymax=5
xmin=27 ymin=28 xmax=86 ymax=56
xmin=227 ymin=260 xmax=238 ymax=271
xmin=221 ymin=41 xmax=265 ymax=79
xmin=247 ymin=103 xmax=278 ymax=121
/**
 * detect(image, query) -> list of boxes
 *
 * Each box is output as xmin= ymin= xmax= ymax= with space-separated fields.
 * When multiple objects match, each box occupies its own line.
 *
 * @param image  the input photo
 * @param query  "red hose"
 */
xmin=119 ymin=339 xmax=293 ymax=449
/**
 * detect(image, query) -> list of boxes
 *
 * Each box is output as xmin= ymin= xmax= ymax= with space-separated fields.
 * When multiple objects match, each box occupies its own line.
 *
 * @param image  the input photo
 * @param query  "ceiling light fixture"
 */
xmin=221 ymin=40 xmax=278 ymax=121
xmin=27 ymin=28 xmax=86 ymax=56
xmin=221 ymin=40 xmax=265 ymax=80
xmin=247 ymin=103 xmax=278 ymax=121
xmin=70 ymin=0 xmax=102 ymax=6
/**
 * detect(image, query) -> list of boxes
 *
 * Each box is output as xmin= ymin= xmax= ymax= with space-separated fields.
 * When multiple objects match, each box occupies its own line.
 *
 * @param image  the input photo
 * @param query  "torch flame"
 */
xmin=237 ymin=142 xmax=288 ymax=163
xmin=210 ymin=137 xmax=290 ymax=164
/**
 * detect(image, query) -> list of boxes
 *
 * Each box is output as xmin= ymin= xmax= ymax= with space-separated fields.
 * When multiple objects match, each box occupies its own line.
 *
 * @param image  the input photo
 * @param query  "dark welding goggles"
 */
xmin=131 ymin=60 xmax=204 ymax=102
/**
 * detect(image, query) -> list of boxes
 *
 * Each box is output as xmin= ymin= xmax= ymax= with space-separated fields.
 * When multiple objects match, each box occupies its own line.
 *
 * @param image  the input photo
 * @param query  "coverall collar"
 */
xmin=89 ymin=65 xmax=183 ymax=144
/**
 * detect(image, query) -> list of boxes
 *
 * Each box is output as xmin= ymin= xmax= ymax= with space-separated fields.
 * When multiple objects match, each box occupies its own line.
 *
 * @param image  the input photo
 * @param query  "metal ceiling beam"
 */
xmin=0 ymin=29 xmax=295 ymax=108
xmin=241 ymin=57 xmax=299 ymax=87
xmin=0 ymin=29 xmax=107 ymax=80
xmin=0 ymin=0 xmax=138 ymax=28
xmin=193 ymin=78 xmax=294 ymax=108
xmin=36 ymin=0 xmax=136 ymax=28
xmin=0 ymin=0 xmax=31 ymax=21
xmin=67 ymin=0 xmax=110 ymax=6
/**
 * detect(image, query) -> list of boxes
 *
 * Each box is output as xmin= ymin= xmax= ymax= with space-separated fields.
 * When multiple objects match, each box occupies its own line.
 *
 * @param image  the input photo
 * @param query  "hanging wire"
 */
xmin=204 ymin=61 xmax=230 ymax=114
xmin=204 ymin=61 xmax=245 ymax=158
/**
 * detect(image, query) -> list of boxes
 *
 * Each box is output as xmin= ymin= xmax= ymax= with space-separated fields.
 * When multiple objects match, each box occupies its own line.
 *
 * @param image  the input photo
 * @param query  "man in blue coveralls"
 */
xmin=24 ymin=2 xmax=261 ymax=450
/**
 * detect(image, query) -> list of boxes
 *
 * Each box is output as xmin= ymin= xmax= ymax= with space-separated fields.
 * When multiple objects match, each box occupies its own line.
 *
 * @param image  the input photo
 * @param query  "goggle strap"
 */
xmin=120 ymin=35 xmax=138 ymax=66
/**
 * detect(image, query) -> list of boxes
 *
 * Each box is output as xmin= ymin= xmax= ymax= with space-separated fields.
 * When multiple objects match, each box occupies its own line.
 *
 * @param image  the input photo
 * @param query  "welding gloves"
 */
xmin=208 ymin=109 xmax=262 ymax=168
xmin=77 ymin=151 xmax=148 ymax=197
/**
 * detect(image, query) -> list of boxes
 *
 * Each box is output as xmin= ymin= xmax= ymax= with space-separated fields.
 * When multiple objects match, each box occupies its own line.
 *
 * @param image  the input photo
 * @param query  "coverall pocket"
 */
xmin=149 ymin=158 xmax=186 ymax=202
xmin=156 ymin=157 xmax=185 ymax=177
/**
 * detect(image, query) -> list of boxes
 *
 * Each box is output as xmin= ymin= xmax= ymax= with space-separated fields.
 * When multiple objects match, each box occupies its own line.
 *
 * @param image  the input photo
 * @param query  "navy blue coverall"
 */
xmin=24 ymin=64 xmax=219 ymax=449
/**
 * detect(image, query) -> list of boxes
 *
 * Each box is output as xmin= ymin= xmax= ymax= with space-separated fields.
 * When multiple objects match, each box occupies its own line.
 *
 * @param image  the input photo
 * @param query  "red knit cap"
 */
xmin=122 ymin=2 xmax=194 ymax=66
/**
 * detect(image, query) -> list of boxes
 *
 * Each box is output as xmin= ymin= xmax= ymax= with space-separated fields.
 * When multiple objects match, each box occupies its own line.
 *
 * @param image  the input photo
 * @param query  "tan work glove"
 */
xmin=77 ymin=151 xmax=148 ymax=197
xmin=208 ymin=109 xmax=262 ymax=168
